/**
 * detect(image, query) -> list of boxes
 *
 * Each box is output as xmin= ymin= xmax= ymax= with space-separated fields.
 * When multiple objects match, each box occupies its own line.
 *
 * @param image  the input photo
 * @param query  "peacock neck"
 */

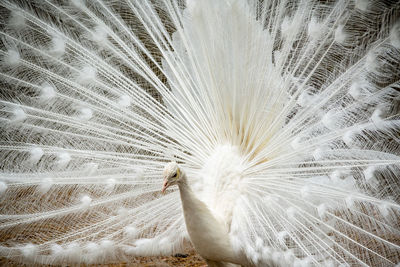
xmin=177 ymin=172 xmax=195 ymax=209
xmin=176 ymin=172 xmax=240 ymax=265
xmin=177 ymin=173 xmax=204 ymax=218
xmin=177 ymin=172 xmax=188 ymax=187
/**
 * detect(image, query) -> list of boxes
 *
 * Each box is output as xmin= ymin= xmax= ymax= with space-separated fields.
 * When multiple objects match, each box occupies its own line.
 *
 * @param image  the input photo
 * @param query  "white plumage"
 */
xmin=0 ymin=0 xmax=400 ymax=266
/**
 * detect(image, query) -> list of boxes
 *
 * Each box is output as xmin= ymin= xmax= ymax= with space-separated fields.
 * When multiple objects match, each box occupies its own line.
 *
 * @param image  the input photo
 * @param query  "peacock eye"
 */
xmin=172 ymin=172 xmax=177 ymax=178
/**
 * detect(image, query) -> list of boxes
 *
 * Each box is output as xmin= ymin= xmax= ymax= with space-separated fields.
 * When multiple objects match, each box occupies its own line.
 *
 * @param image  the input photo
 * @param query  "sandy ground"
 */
xmin=120 ymin=252 xmax=206 ymax=267
xmin=0 ymin=250 xmax=207 ymax=266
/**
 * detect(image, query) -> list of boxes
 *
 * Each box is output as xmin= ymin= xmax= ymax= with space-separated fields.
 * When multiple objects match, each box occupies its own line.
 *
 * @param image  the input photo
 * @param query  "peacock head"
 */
xmin=162 ymin=161 xmax=181 ymax=193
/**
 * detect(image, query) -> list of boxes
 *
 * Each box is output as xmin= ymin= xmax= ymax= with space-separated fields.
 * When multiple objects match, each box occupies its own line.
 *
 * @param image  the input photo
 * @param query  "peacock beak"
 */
xmin=161 ymin=179 xmax=169 ymax=194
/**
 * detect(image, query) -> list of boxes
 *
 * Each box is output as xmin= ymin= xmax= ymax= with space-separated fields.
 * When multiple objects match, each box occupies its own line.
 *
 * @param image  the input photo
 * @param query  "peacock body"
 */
xmin=0 ymin=0 xmax=400 ymax=266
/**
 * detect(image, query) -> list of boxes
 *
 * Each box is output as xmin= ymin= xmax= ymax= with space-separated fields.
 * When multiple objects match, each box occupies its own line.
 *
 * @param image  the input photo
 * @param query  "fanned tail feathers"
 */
xmin=0 ymin=0 xmax=399 ymax=266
